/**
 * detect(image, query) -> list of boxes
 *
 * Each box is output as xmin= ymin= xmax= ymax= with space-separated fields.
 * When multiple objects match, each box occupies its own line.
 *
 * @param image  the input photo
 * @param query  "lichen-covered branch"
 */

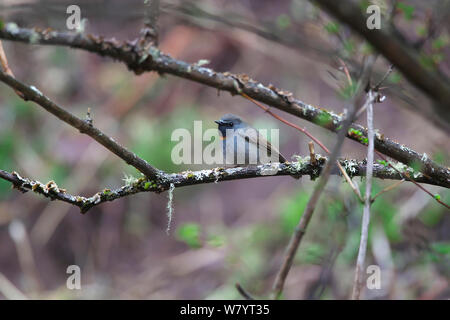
xmin=0 ymin=71 xmax=162 ymax=180
xmin=0 ymin=155 xmax=440 ymax=212
xmin=0 ymin=24 xmax=448 ymax=187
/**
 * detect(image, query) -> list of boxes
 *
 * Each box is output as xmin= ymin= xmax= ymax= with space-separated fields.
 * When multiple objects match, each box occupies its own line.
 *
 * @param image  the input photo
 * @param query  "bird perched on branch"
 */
xmin=215 ymin=113 xmax=290 ymax=169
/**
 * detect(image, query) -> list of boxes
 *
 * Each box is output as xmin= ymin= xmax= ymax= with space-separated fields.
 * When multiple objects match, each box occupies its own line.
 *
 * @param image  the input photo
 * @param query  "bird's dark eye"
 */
xmin=229 ymin=123 xmax=234 ymax=127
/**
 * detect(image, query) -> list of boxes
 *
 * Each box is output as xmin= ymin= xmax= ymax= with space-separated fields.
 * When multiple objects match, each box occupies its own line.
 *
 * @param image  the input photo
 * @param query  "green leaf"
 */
xmin=276 ymin=14 xmax=291 ymax=30
xmin=300 ymin=243 xmax=326 ymax=264
xmin=324 ymin=22 xmax=340 ymax=34
xmin=432 ymin=36 xmax=448 ymax=51
xmin=432 ymin=151 xmax=446 ymax=165
xmin=416 ymin=26 xmax=427 ymax=37
xmin=315 ymin=111 xmax=333 ymax=126
xmin=396 ymin=2 xmax=415 ymax=20
xmin=338 ymin=82 xmax=357 ymax=100
xmin=327 ymin=200 xmax=343 ymax=221
xmin=377 ymin=160 xmax=388 ymax=167
xmin=388 ymin=72 xmax=402 ymax=84
xmin=434 ymin=194 xmax=441 ymax=201
xmin=207 ymin=234 xmax=225 ymax=247
xmin=374 ymin=199 xmax=402 ymax=242
xmin=280 ymin=191 xmax=310 ymax=233
xmin=343 ymin=39 xmax=355 ymax=54
xmin=176 ymin=223 xmax=202 ymax=248
xmin=431 ymin=242 xmax=450 ymax=255
xmin=419 ymin=54 xmax=435 ymax=70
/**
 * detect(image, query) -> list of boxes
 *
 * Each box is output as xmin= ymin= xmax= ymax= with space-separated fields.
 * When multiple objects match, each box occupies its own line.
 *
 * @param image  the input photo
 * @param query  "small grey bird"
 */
xmin=215 ymin=113 xmax=287 ymax=166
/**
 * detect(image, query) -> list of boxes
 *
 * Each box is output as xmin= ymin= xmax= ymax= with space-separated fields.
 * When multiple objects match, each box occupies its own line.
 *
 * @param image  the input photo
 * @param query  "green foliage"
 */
xmin=0 ymin=19 xmax=4 ymax=30
xmin=0 ymin=132 xmax=15 ymax=171
xmin=408 ymin=160 xmax=423 ymax=178
xmin=279 ymin=191 xmax=310 ymax=233
xmin=358 ymin=0 xmax=371 ymax=11
xmin=276 ymin=14 xmax=291 ymax=30
xmin=338 ymin=82 xmax=357 ymax=100
xmin=315 ymin=110 xmax=333 ymax=126
xmin=48 ymin=163 xmax=70 ymax=185
xmin=49 ymin=47 xmax=71 ymax=67
xmin=371 ymin=189 xmax=402 ymax=242
xmin=326 ymin=200 xmax=343 ymax=221
xmin=361 ymin=43 xmax=374 ymax=55
xmin=341 ymin=231 xmax=361 ymax=262
xmin=128 ymin=105 xmax=201 ymax=172
xmin=207 ymin=234 xmax=225 ymax=247
xmin=432 ymin=151 xmax=447 ymax=165
xmin=343 ymin=39 xmax=355 ymax=55
xmin=396 ymin=2 xmax=415 ymax=20
xmin=348 ymin=128 xmax=368 ymax=144
xmin=431 ymin=242 xmax=450 ymax=255
xmin=432 ymin=37 xmax=448 ymax=51
xmin=176 ymin=223 xmax=202 ymax=248
xmin=299 ymin=243 xmax=326 ymax=264
xmin=324 ymin=22 xmax=340 ymax=34
xmin=388 ymin=72 xmax=402 ymax=84
xmin=419 ymin=54 xmax=435 ymax=70
xmin=416 ymin=25 xmax=427 ymax=37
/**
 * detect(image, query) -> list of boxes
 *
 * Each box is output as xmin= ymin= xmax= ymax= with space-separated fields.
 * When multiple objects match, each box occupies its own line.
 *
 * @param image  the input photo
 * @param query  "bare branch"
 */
xmin=0 ymin=25 xmax=447 ymax=186
xmin=352 ymin=90 xmax=375 ymax=300
xmin=0 ymin=40 xmax=14 ymax=76
xmin=271 ymin=56 xmax=376 ymax=299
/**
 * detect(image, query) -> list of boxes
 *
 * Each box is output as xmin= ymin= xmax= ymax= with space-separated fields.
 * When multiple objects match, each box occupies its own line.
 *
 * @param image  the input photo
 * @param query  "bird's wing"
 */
xmin=237 ymin=128 xmax=286 ymax=163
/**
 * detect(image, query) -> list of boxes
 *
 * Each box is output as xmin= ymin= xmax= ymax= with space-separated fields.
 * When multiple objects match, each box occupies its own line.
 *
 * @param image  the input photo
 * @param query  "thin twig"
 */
xmin=371 ymin=179 xmax=404 ymax=202
xmin=0 ymin=39 xmax=23 ymax=98
xmin=308 ymin=142 xmax=317 ymax=166
xmin=271 ymin=56 xmax=376 ymax=299
xmin=338 ymin=57 xmax=353 ymax=87
xmin=337 ymin=161 xmax=364 ymax=203
xmin=376 ymin=151 xmax=450 ymax=209
xmin=313 ymin=0 xmax=450 ymax=120
xmin=142 ymin=0 xmax=160 ymax=45
xmin=0 ymin=40 xmax=14 ymax=76
xmin=241 ymin=92 xmax=330 ymax=154
xmin=352 ymin=90 xmax=375 ymax=300
xmin=242 ymin=92 xmax=366 ymax=202
xmin=235 ymin=283 xmax=255 ymax=300
xmin=374 ymin=64 xmax=394 ymax=90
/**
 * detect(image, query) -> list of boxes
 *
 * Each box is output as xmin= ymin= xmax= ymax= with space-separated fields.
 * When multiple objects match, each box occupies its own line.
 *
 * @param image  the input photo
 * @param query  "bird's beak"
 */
xmin=215 ymin=120 xmax=223 ymax=125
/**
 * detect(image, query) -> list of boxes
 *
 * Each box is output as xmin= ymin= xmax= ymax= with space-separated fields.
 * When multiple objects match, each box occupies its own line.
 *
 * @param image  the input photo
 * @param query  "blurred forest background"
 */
xmin=0 ymin=0 xmax=449 ymax=299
